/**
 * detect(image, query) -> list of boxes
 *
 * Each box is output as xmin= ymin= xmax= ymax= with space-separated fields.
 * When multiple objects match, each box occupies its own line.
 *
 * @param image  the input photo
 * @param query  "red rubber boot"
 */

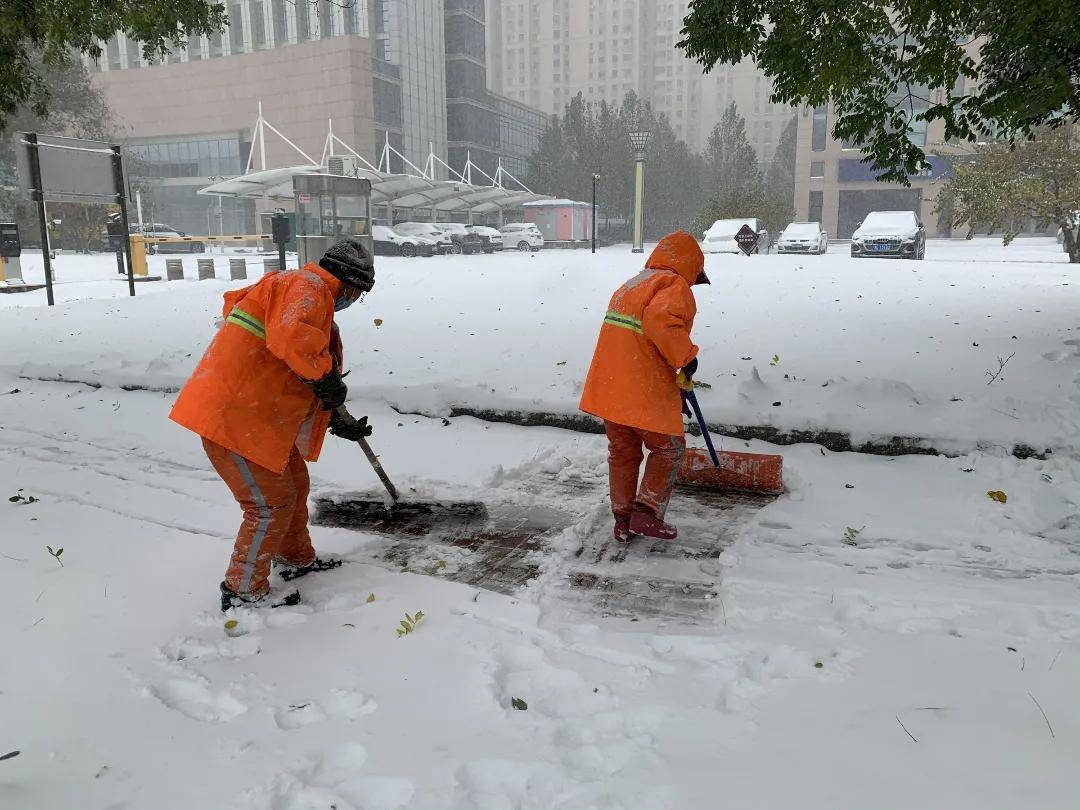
xmin=613 ymin=515 xmax=632 ymax=544
xmin=629 ymin=509 xmax=678 ymax=541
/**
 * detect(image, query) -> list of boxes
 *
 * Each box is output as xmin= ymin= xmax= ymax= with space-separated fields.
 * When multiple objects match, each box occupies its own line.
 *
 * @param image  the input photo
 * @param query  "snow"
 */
xmin=780 ymin=222 xmax=821 ymax=238
xmin=2 ymin=238 xmax=1077 ymax=453
xmin=1 ymin=237 xmax=1079 ymax=808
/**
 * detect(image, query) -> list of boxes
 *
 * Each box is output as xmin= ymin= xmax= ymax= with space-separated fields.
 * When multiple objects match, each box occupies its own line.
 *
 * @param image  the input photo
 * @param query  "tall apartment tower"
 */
xmin=486 ymin=0 xmax=795 ymax=163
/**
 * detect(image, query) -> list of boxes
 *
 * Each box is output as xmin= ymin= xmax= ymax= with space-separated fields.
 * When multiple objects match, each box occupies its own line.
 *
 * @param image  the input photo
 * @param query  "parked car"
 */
xmin=372 ymin=225 xmax=436 ymax=257
xmin=499 ymin=222 xmax=544 ymax=251
xmin=777 ymin=221 xmax=828 ymax=254
xmin=393 ymin=222 xmax=454 ymax=254
xmin=466 ymin=224 xmax=504 ymax=253
xmin=100 ymin=222 xmax=204 ymax=253
xmin=850 ymin=211 xmax=925 ymax=259
xmin=430 ymin=222 xmax=485 ymax=255
xmin=701 ymin=218 xmax=769 ymax=254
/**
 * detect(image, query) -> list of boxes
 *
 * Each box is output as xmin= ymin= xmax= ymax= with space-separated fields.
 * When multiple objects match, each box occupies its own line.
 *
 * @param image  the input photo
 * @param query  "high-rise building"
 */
xmin=370 ymin=0 xmax=447 ymax=170
xmin=486 ymin=0 xmax=795 ymax=164
xmin=85 ymin=0 xmax=547 ymax=232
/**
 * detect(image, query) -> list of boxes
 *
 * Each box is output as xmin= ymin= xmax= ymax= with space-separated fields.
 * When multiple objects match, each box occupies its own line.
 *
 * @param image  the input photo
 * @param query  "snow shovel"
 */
xmin=678 ymin=382 xmax=784 ymax=495
xmin=312 ymin=407 xmax=488 ymax=535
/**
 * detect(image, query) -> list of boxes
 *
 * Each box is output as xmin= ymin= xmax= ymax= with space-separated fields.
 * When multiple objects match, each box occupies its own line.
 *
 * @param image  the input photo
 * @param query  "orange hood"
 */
xmin=645 ymin=231 xmax=709 ymax=285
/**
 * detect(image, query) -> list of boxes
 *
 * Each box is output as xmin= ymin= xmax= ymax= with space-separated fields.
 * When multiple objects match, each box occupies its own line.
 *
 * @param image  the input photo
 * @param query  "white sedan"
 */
xmin=776 ymin=222 xmax=828 ymax=255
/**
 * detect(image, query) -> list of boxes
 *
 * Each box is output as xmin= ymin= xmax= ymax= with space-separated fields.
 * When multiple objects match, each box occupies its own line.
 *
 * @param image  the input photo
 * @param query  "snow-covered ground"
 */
xmin=2 ymin=238 xmax=1079 ymax=808
xmin=3 ymin=237 xmax=1078 ymax=453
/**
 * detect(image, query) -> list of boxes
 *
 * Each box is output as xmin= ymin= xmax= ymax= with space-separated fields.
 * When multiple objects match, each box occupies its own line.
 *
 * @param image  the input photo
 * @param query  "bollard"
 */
xmin=229 ymin=257 xmax=247 ymax=281
xmin=197 ymin=258 xmax=216 ymax=280
xmin=165 ymin=259 xmax=184 ymax=281
xmin=263 ymin=256 xmax=280 ymax=274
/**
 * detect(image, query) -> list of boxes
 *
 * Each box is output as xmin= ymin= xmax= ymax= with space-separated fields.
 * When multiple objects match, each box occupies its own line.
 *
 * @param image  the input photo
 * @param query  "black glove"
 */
xmin=311 ymin=371 xmax=348 ymax=410
xmin=329 ymin=411 xmax=373 ymax=441
xmin=682 ymin=356 xmax=698 ymax=379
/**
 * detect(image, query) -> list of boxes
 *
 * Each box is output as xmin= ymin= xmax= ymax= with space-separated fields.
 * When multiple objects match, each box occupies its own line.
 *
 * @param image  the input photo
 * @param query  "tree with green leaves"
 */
xmin=694 ymin=103 xmax=766 ymax=235
xmin=679 ymin=0 xmax=1080 ymax=183
xmin=936 ymin=126 xmax=1080 ymax=263
xmin=527 ymin=91 xmax=706 ymax=239
xmin=760 ymin=116 xmax=798 ymax=235
xmin=0 ymin=0 xmax=227 ymax=132
xmin=0 ymin=53 xmax=116 ymax=231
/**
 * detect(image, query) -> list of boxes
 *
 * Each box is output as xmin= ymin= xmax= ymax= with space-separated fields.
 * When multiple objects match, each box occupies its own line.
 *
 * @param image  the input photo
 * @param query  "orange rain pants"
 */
xmin=604 ymin=420 xmax=686 ymax=520
xmin=203 ymin=437 xmax=316 ymax=597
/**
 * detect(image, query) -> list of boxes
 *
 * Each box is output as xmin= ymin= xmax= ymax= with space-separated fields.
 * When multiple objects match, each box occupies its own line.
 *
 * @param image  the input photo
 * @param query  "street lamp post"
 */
xmin=628 ymin=130 xmax=651 ymax=253
xmin=591 ymin=173 xmax=600 ymax=254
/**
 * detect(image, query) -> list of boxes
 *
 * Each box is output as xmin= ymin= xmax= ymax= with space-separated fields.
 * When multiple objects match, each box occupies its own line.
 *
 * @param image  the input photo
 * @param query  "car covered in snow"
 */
xmin=372 ymin=225 xmax=436 ymax=257
xmin=701 ymin=218 xmax=769 ymax=254
xmin=466 ymin=225 xmax=504 ymax=253
xmin=499 ymin=222 xmax=544 ymax=251
xmin=430 ymin=222 xmax=485 ymax=255
xmin=850 ymin=211 xmax=925 ymax=259
xmin=393 ymin=222 xmax=455 ymax=254
xmin=777 ymin=222 xmax=828 ymax=255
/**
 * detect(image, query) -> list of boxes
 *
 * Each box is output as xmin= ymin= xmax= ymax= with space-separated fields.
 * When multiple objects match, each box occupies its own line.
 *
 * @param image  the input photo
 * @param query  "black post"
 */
xmin=111 ymin=147 xmax=136 ymax=297
xmin=278 ymin=240 xmax=286 ymax=273
xmin=591 ymin=174 xmax=598 ymax=254
xmin=25 ymin=134 xmax=54 ymax=306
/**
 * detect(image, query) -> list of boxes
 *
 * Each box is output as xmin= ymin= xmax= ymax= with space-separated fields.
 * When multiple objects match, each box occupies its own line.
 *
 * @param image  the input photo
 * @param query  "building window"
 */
xmin=808 ymin=190 xmax=823 ymax=224
xmin=810 ymin=161 xmax=825 ymax=178
xmin=229 ymin=4 xmax=245 ymax=53
xmin=811 ymin=105 xmax=827 ymax=152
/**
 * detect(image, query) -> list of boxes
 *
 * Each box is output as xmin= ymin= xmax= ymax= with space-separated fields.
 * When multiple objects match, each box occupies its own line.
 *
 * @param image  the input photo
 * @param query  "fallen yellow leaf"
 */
xmin=373 ymin=318 xmax=384 ymax=327
xmin=366 ymin=593 xmax=376 ymax=603
xmin=987 ymin=490 xmax=1007 ymax=504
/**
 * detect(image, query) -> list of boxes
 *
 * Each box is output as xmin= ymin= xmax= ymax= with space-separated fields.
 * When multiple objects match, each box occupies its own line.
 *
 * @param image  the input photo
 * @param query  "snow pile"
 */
xmin=3 ymin=238 xmax=1078 ymax=453
xmin=1 ymin=378 xmax=1078 ymax=808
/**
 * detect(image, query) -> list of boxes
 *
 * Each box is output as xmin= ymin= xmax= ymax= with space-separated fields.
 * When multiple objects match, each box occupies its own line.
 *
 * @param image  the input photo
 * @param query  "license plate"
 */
xmin=870 ymin=243 xmax=895 ymax=252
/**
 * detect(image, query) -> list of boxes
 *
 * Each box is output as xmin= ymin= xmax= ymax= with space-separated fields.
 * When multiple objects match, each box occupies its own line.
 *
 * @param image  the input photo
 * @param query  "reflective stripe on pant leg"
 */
xmin=231 ymin=452 xmax=272 ymax=594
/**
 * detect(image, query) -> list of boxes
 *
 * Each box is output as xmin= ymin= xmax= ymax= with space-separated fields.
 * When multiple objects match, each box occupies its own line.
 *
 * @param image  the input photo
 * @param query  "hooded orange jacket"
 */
xmin=579 ymin=231 xmax=705 ymax=436
xmin=169 ymin=263 xmax=344 ymax=473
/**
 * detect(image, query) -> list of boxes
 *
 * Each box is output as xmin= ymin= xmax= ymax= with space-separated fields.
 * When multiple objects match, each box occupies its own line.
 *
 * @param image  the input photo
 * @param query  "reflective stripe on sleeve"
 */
xmin=603 ymin=310 xmax=643 ymax=334
xmin=226 ymin=307 xmax=266 ymax=340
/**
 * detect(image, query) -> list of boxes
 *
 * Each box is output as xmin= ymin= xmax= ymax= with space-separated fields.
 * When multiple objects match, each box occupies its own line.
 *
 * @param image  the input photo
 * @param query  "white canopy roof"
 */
xmin=198 ymin=164 xmax=552 ymax=215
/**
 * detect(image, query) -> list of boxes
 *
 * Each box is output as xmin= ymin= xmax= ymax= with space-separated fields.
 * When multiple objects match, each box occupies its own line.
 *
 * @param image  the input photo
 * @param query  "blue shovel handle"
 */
xmin=682 ymin=388 xmax=721 ymax=467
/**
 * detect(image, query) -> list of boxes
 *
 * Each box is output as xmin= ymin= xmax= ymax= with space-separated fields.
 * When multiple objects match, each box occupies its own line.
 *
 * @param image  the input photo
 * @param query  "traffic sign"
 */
xmin=735 ymin=224 xmax=759 ymax=256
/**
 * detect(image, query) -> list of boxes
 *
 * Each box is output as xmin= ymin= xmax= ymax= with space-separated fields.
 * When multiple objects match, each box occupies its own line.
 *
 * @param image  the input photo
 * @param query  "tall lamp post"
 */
xmin=591 ymin=173 xmax=600 ymax=253
xmin=628 ymin=130 xmax=651 ymax=253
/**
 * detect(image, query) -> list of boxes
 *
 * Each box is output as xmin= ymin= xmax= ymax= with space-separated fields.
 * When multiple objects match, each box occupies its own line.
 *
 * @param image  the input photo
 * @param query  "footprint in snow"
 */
xmin=274 ymin=689 xmax=377 ymax=730
xmin=146 ymin=677 xmax=247 ymax=723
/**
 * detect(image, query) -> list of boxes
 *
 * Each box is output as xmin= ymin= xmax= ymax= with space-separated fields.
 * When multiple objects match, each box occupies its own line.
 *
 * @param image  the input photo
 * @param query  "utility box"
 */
xmin=293 ymin=174 xmax=372 ymax=267
xmin=0 ymin=222 xmax=21 ymax=257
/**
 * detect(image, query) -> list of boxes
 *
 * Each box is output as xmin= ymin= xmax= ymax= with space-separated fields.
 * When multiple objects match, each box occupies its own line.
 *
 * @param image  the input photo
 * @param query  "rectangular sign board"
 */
xmin=837 ymin=155 xmax=952 ymax=184
xmin=15 ymin=133 xmax=122 ymax=203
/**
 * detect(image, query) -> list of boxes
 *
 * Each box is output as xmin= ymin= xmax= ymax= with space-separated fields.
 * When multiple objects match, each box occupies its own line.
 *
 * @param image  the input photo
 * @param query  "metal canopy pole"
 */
xmin=24 ymin=134 xmax=54 ymax=306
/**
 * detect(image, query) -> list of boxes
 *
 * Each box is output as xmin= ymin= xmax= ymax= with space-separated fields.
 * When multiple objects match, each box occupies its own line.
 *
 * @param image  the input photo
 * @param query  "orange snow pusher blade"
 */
xmin=678 ymin=447 xmax=784 ymax=495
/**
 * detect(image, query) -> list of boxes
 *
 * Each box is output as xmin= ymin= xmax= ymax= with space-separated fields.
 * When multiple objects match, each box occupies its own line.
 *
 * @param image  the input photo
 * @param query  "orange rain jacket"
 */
xmin=170 ymin=263 xmax=344 ymax=473
xmin=579 ymin=231 xmax=705 ymax=436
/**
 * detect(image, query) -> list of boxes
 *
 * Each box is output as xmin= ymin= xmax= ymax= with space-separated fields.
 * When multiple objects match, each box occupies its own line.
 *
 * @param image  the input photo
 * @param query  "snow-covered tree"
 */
xmin=937 ymin=126 xmax=1080 ymax=263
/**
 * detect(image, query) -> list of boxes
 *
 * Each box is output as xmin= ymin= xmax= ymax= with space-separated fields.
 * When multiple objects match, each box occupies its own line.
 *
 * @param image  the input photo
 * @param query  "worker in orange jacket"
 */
xmin=170 ymin=238 xmax=376 ymax=611
xmin=579 ymin=231 xmax=709 ymax=542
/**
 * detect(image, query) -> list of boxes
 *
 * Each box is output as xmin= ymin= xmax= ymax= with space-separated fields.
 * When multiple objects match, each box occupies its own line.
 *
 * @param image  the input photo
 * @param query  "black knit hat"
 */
xmin=319 ymin=237 xmax=375 ymax=292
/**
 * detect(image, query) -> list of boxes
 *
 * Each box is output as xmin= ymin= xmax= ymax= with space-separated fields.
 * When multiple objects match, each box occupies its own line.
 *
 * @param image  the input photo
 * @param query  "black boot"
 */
xmin=276 ymin=557 xmax=344 ymax=582
xmin=220 ymin=581 xmax=301 ymax=613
